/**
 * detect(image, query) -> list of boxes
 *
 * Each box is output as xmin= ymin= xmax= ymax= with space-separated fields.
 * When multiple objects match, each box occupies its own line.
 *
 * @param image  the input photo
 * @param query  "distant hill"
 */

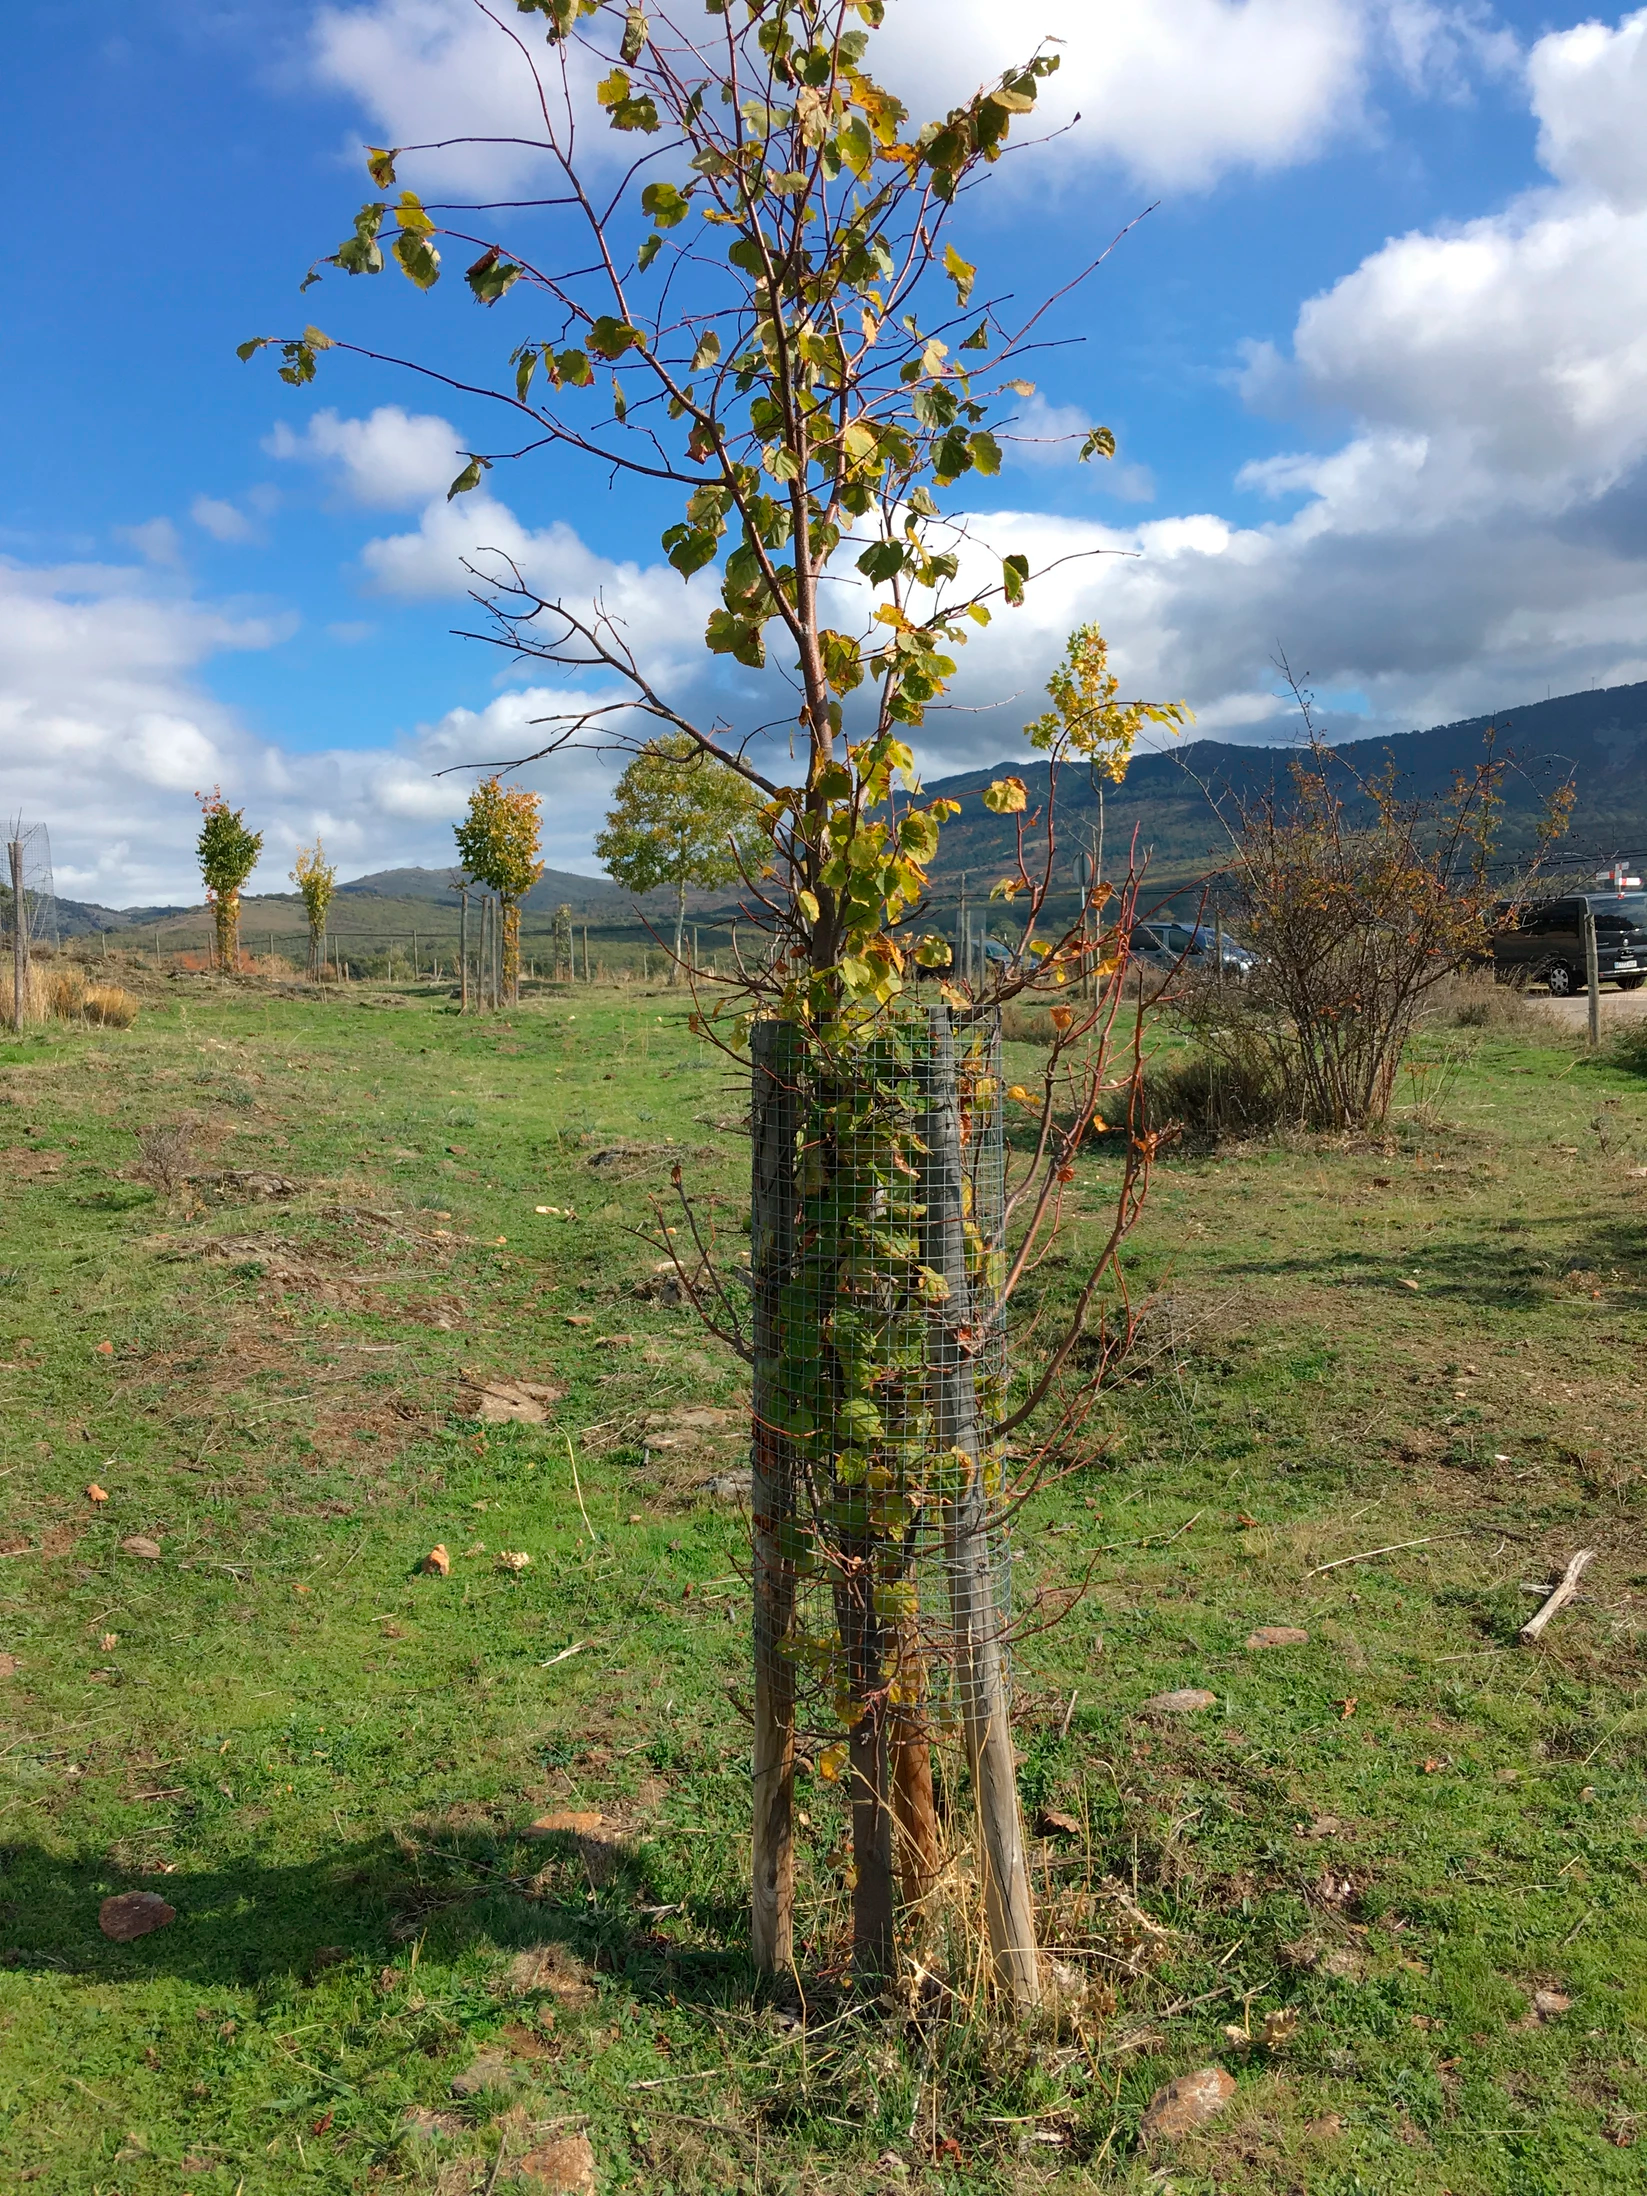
xmin=338 ymin=863 xmax=637 ymax=914
xmin=915 ymin=678 xmax=1647 ymax=895
xmin=40 ymin=678 xmax=1647 ymax=936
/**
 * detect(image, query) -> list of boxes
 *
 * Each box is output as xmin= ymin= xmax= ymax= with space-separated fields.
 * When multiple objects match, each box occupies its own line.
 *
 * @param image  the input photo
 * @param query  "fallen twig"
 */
xmin=1519 ymin=1548 xmax=1594 ymax=1646
xmin=1306 ymin=1529 xmax=1474 ymax=1576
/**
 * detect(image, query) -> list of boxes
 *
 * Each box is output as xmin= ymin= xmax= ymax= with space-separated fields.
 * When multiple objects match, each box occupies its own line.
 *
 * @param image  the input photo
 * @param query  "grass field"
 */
xmin=1 ymin=962 xmax=1644 ymax=2195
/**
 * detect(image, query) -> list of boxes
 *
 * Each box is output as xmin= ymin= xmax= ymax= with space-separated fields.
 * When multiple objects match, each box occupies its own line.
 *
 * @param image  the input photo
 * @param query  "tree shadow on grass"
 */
xmin=1220 ymin=1208 xmax=1647 ymax=1314
xmin=0 ymin=1822 xmax=754 ymax=2005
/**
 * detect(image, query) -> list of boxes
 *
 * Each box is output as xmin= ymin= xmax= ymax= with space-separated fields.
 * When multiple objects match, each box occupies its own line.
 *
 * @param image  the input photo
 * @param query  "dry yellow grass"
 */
xmin=80 ymin=983 xmax=139 ymax=1029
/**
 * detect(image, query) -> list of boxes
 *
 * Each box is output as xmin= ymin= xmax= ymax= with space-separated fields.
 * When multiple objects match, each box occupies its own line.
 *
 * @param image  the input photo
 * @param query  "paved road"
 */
xmin=1531 ymin=986 xmax=1647 ymax=1031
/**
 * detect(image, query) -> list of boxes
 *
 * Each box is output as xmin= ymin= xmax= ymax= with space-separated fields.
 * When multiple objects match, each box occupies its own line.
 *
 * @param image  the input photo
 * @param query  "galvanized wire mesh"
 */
xmin=751 ymin=1005 xmax=1011 ymax=1745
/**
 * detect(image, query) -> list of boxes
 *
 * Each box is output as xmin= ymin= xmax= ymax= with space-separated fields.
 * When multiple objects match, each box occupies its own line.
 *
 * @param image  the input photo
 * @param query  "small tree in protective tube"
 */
xmin=595 ymin=734 xmax=766 ymax=980
xmin=195 ymin=790 xmax=262 ymax=973
xmin=453 ymin=777 xmax=545 ymax=1006
xmin=249 ymin=0 xmax=1186 ymax=2010
xmin=290 ymin=841 xmax=336 ymax=979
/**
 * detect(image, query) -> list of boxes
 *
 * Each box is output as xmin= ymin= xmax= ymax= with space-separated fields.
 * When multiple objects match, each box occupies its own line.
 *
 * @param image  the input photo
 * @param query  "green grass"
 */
xmin=1 ymin=964 xmax=1644 ymax=2193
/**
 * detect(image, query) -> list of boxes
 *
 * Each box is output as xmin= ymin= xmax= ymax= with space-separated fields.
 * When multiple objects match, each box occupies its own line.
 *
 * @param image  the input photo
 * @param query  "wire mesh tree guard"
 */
xmin=751 ymin=1003 xmax=1038 ymax=2004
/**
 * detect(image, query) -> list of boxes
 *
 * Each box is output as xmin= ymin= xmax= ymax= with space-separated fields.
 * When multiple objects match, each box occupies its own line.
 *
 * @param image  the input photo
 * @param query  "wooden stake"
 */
xmin=460 ymin=890 xmax=470 ymax=1012
xmin=8 ymin=841 xmax=25 ymax=1032
xmin=920 ymin=1007 xmax=1040 ymax=2011
xmin=1584 ymin=908 xmax=1600 ymax=1049
xmin=750 ymin=1020 xmax=800 ymax=1976
xmin=1520 ymin=1549 xmax=1594 ymax=1646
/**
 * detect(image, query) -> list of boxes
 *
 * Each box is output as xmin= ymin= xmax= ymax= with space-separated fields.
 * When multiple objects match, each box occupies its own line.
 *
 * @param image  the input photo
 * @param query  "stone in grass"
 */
xmin=99 ymin=1891 xmax=176 ymax=1942
xmin=400 ymin=2106 xmax=465 ymax=2141
xmin=120 ymin=1536 xmax=163 ymax=1561
xmin=449 ymin=2052 xmax=516 ymax=2098
xmin=700 ymin=1469 xmax=754 ymax=1502
xmin=517 ymin=2132 xmax=598 ymax=2194
xmin=1139 ymin=2065 xmax=1237 ymax=2144
xmin=1245 ymin=1625 xmax=1309 ymax=1649
xmin=1141 ymin=1688 xmax=1218 ymax=1715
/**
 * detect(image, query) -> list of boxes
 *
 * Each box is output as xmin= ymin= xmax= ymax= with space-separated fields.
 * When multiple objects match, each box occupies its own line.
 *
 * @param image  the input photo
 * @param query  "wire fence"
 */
xmin=752 ymin=1006 xmax=1012 ymax=1752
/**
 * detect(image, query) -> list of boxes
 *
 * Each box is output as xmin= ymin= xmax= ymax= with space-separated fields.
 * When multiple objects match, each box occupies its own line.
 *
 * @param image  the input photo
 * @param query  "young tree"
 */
xmin=195 ymin=790 xmax=262 ymax=974
xmin=453 ymin=778 xmax=545 ymax=1005
xmin=596 ymin=734 xmax=765 ymax=979
xmin=252 ymin=0 xmax=1183 ymax=2007
xmin=290 ymin=841 xmax=336 ymax=979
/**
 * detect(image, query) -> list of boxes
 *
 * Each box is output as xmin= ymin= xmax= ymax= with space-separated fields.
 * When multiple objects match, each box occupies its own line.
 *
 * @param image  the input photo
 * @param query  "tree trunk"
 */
xmin=213 ymin=892 xmax=238 ymax=975
xmin=918 ymin=1007 xmax=1040 ymax=2011
xmin=890 ymin=1676 xmax=943 ymax=1910
xmin=750 ymin=1020 xmax=800 ymax=1977
xmin=502 ymin=898 xmax=521 ymax=1006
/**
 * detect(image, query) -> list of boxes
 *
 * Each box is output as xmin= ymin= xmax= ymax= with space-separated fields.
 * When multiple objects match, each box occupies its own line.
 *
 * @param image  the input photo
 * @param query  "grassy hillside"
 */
xmin=918 ymin=678 xmax=1647 ymax=905
xmin=0 ymin=960 xmax=1643 ymax=2190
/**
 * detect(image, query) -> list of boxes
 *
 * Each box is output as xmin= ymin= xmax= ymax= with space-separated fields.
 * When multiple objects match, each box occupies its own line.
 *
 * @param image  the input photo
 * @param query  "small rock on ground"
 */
xmin=1245 ymin=1625 xmax=1309 ymax=1648
xmin=120 ymin=1536 xmax=163 ymax=1561
xmin=701 ymin=1470 xmax=753 ymax=1501
xmin=1141 ymin=1687 xmax=1218 ymax=1715
xmin=400 ymin=2107 xmax=466 ymax=2141
xmin=99 ymin=1890 xmax=176 ymax=1942
xmin=449 ymin=2053 xmax=515 ymax=2098
xmin=517 ymin=2132 xmax=598 ymax=2193
xmin=1140 ymin=2065 xmax=1237 ymax=2143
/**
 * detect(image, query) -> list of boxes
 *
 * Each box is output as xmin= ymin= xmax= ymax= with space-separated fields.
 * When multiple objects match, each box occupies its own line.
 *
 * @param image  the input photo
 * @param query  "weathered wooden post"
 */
xmin=750 ymin=1019 xmax=800 ymax=1975
xmin=8 ymin=841 xmax=26 ymax=1032
xmin=1584 ymin=905 xmax=1600 ymax=1049
xmin=459 ymin=890 xmax=470 ymax=1012
xmin=919 ymin=1007 xmax=1040 ymax=2009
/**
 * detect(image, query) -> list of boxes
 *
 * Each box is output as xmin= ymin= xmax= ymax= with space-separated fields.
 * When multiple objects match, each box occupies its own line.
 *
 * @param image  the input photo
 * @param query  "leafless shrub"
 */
xmin=1179 ymin=671 xmax=1572 ymax=1132
xmin=133 ymin=1123 xmax=192 ymax=1199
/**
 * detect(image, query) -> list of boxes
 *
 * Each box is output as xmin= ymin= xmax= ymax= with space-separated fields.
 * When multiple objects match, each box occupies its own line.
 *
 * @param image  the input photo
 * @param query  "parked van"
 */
xmin=1491 ymin=886 xmax=1647 ymax=995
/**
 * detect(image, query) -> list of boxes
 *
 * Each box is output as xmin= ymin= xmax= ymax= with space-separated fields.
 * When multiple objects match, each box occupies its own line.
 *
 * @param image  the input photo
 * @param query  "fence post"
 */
xmin=9 ymin=841 xmax=26 ymax=1031
xmin=1584 ymin=906 xmax=1600 ymax=1049
xmin=750 ymin=1020 xmax=801 ymax=1976
xmin=460 ymin=891 xmax=470 ymax=1012
xmin=919 ymin=1006 xmax=1040 ymax=2010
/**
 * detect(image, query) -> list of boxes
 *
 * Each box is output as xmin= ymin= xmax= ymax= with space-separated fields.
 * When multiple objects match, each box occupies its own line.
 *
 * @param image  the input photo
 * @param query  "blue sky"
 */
xmin=4 ymin=1 xmax=1646 ymax=903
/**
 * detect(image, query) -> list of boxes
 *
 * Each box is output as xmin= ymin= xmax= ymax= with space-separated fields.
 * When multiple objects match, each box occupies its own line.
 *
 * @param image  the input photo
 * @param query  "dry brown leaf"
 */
xmin=85 ymin=1482 xmax=109 ymax=1505
xmin=120 ymin=1536 xmax=162 ymax=1561
xmin=99 ymin=1890 xmax=175 ymax=1941
xmin=421 ymin=1544 xmax=451 ymax=1577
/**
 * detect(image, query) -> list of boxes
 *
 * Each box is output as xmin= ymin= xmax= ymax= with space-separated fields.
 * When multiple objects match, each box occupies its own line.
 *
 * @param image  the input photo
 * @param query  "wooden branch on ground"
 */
xmin=1518 ymin=1548 xmax=1595 ymax=1647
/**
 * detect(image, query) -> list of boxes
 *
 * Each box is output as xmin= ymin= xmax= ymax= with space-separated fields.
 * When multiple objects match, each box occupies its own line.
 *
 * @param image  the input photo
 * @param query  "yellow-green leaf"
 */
xmin=983 ymin=775 xmax=1027 ymax=814
xmin=942 ymin=242 xmax=975 ymax=305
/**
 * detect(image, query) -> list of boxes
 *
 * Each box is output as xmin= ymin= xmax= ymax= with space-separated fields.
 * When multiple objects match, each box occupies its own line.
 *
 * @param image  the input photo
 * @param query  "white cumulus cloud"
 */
xmin=268 ymin=405 xmax=467 ymax=508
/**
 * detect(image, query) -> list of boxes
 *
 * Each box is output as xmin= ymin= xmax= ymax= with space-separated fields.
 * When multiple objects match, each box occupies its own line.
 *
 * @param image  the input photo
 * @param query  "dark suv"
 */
xmin=1491 ymin=891 xmax=1647 ymax=995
